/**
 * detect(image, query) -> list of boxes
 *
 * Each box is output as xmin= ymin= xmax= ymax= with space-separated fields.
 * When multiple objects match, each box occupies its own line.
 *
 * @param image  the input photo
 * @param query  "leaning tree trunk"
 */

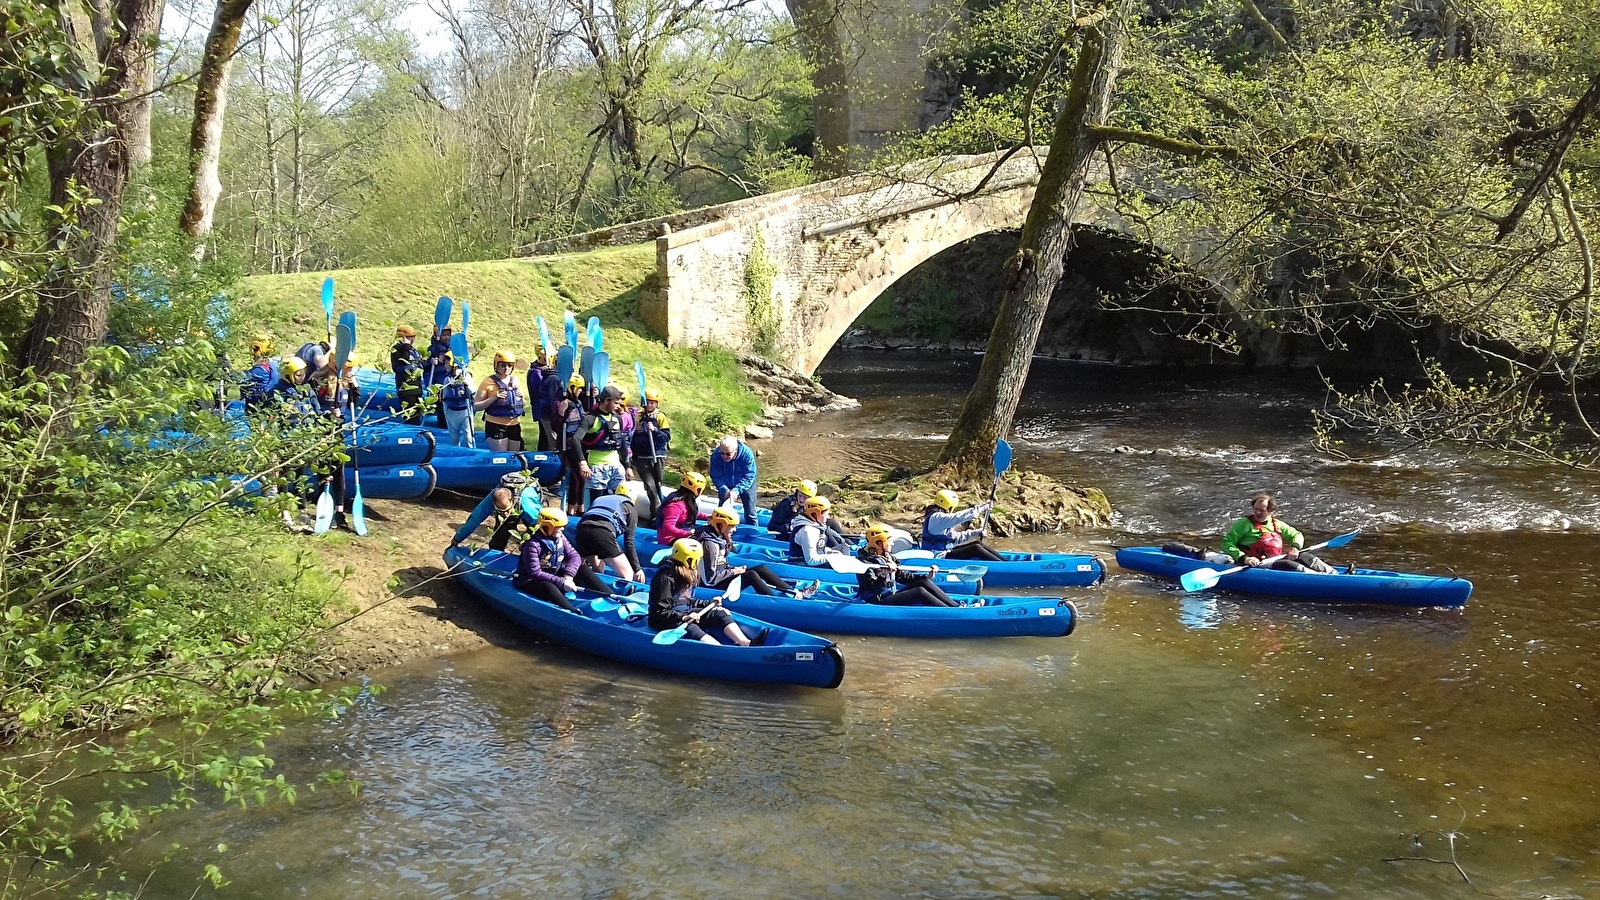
xmin=23 ymin=0 xmax=164 ymax=377
xmin=933 ymin=1 xmax=1131 ymax=480
xmin=180 ymin=0 xmax=256 ymax=252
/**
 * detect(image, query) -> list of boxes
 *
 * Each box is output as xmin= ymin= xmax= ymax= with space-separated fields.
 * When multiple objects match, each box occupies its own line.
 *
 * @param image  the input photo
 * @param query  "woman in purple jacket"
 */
xmin=513 ymin=508 xmax=613 ymax=611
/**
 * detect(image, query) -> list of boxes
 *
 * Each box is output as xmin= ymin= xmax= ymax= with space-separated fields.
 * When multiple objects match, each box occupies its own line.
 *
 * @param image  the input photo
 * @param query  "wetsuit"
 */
xmin=855 ymin=547 xmax=959 ymax=606
xmin=513 ymin=531 xmax=609 ymax=612
xmin=694 ymin=525 xmax=795 ymax=596
xmin=647 ymin=565 xmax=734 ymax=642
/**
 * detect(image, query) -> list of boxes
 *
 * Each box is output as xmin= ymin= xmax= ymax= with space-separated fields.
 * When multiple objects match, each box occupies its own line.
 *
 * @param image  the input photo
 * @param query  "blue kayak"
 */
xmin=343 ymin=464 xmax=435 ymax=500
xmin=446 ymin=547 xmax=845 ymax=688
xmin=348 ymin=426 xmax=435 ymax=467
xmin=1114 ymin=546 xmax=1473 ymax=608
xmin=430 ymin=450 xmax=537 ymax=492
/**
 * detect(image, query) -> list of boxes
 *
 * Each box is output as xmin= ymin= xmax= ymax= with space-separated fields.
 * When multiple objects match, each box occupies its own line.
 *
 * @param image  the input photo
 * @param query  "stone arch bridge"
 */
xmin=517 ymin=149 xmax=1198 ymax=376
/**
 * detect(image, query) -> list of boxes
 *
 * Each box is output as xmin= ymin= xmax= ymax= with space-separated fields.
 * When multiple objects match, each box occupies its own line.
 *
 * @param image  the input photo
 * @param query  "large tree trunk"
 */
xmin=933 ymin=1 xmax=1131 ymax=479
xmin=124 ymin=3 xmax=164 ymax=170
xmin=23 ymin=0 xmax=164 ymax=376
xmin=180 ymin=0 xmax=256 ymax=251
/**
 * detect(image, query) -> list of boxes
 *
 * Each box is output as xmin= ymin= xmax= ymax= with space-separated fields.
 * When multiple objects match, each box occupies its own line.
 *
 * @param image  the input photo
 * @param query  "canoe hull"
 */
xmin=1114 ymin=547 xmax=1472 ymax=608
xmin=343 ymin=464 xmax=435 ymax=500
xmin=447 ymin=548 xmax=844 ymax=688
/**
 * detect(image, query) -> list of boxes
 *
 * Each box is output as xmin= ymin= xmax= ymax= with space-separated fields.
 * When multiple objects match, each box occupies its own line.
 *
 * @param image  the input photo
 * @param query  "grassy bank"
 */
xmin=237 ymin=245 xmax=762 ymax=462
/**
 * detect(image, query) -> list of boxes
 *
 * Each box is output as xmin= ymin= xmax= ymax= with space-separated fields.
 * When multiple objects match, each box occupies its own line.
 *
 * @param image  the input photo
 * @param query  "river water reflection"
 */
xmin=128 ymin=352 xmax=1598 ymax=898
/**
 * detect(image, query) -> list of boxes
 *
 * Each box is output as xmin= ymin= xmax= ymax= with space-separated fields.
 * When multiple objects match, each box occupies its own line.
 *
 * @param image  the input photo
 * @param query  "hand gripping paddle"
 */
xmin=654 ymin=576 xmax=740 ymax=645
xmin=1180 ymin=528 xmax=1363 ymax=592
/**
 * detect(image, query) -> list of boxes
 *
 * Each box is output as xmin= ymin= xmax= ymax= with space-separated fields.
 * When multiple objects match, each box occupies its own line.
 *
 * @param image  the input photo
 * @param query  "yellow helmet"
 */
xmin=494 ymin=350 xmax=516 ymax=366
xmin=795 ymin=480 xmax=818 ymax=498
xmin=935 ymin=489 xmax=960 ymax=512
xmin=670 ymin=538 xmax=704 ymax=567
xmin=249 ymin=334 xmax=274 ymax=356
xmin=866 ymin=524 xmax=893 ymax=550
xmin=281 ymin=356 xmax=308 ymax=380
xmin=644 ymin=388 xmax=661 ymax=402
xmin=537 ymin=507 xmax=568 ymax=531
xmin=342 ymin=351 xmax=358 ymax=370
xmin=708 ymin=506 xmax=740 ymax=528
xmin=681 ymin=471 xmax=707 ymax=493
xmin=616 ymin=482 xmax=644 ymax=503
xmin=568 ymin=374 xmax=585 ymax=389
xmin=396 ymin=324 xmax=417 ymax=338
xmin=804 ymin=495 xmax=831 ymax=514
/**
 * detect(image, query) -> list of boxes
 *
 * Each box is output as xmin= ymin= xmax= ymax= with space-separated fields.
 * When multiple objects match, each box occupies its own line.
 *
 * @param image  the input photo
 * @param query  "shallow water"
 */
xmin=112 ymin=352 xmax=1600 ymax=898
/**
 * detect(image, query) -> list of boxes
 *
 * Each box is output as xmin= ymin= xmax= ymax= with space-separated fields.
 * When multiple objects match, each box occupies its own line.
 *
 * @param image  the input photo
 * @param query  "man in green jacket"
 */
xmin=1219 ymin=493 xmax=1337 ymax=573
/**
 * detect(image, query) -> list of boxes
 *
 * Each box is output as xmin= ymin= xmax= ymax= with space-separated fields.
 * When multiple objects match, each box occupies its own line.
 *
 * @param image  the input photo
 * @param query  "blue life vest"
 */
xmin=241 ymin=358 xmax=279 ymax=407
xmin=581 ymin=495 xmax=633 ymax=536
xmin=583 ymin=413 xmax=624 ymax=453
xmin=534 ymin=532 xmax=569 ymax=572
xmin=485 ymin=374 xmax=525 ymax=419
xmin=786 ymin=518 xmax=814 ymax=561
xmin=442 ymin=380 xmax=473 ymax=411
xmin=392 ymin=341 xmax=422 ymax=389
xmin=922 ymin=507 xmax=955 ymax=551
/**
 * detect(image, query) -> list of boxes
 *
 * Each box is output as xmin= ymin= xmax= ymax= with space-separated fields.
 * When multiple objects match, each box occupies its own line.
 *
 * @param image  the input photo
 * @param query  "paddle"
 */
xmin=587 ymin=316 xmax=602 ymax=351
xmin=334 ymin=321 xmax=366 ymax=536
xmin=592 ymin=352 xmax=610 ymax=393
xmin=580 ymin=345 xmax=595 ymax=384
xmin=824 ymin=553 xmax=987 ymax=582
xmin=653 ymin=576 xmax=740 ymax=645
xmin=536 ymin=316 xmax=553 ymax=361
xmin=556 ymin=345 xmax=574 ymax=386
xmin=564 ymin=310 xmax=578 ymax=349
xmin=434 ymin=296 xmax=452 ymax=335
xmin=450 ymin=331 xmax=470 ymax=368
xmin=321 ymin=277 xmax=334 ymax=341
xmin=313 ymin=477 xmax=336 ymax=534
xmin=339 ymin=310 xmax=357 ymax=350
xmin=312 ymin=307 xmax=340 ymax=536
xmin=1179 ymin=528 xmax=1363 ymax=592
xmin=634 ymin=361 xmax=647 ymax=402
xmin=460 ymin=300 xmax=470 ymax=338
xmin=983 ymin=439 xmax=1012 ymax=536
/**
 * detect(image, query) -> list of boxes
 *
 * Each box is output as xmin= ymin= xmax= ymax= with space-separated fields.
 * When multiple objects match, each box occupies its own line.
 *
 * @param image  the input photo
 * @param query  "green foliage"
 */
xmin=743 ymin=227 xmax=780 ymax=355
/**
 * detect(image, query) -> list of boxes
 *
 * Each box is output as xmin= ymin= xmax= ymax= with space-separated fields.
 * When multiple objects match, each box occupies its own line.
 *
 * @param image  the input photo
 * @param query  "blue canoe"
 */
xmin=446 ymin=547 xmax=845 ymax=688
xmin=344 ymin=464 xmax=435 ymax=500
xmin=1114 ymin=546 xmax=1473 ymax=608
xmin=611 ymin=572 xmax=1076 ymax=638
xmin=348 ymin=426 xmax=435 ymax=467
xmin=622 ymin=526 xmax=983 ymax=596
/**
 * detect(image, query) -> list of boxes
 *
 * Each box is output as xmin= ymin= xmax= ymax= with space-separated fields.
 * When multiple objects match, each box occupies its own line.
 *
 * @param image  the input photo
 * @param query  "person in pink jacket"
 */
xmin=656 ymin=471 xmax=707 ymax=542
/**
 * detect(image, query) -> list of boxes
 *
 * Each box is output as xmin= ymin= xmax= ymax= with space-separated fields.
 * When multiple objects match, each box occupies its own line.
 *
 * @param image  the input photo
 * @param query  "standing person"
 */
xmin=527 ymin=351 xmax=551 ymax=450
xmin=630 ymin=389 xmax=671 ymax=517
xmin=559 ymin=375 xmax=588 ymax=514
xmin=921 ymin=490 xmax=1003 ymax=561
xmin=474 ymin=351 xmax=526 ymax=452
xmin=424 ymin=326 xmax=454 ymax=427
xmin=1219 ymin=492 xmax=1339 ymax=573
xmin=786 ymin=495 xmax=852 ymax=565
xmin=647 ymin=539 xmax=765 ymax=647
xmin=535 ymin=353 xmax=563 ymax=451
xmin=513 ymin=508 xmax=614 ymax=612
xmin=578 ymin=385 xmax=634 ymax=502
xmin=312 ymin=354 xmax=360 ymax=531
xmin=656 ymin=471 xmax=706 ymax=543
xmin=695 ymin=506 xmax=814 ymax=597
xmin=440 ymin=363 xmax=476 ymax=448
xmin=391 ymin=325 xmax=424 ymax=424
xmin=574 ymin=483 xmax=646 ymax=583
xmin=709 ymin=435 xmax=759 ymax=525
xmin=856 ymin=525 xmax=959 ymax=606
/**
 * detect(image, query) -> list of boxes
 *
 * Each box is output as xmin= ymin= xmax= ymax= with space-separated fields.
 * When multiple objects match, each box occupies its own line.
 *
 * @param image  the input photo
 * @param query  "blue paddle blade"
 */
xmin=334 ymin=323 xmax=354 ymax=371
xmin=313 ymin=483 xmax=335 ymax=534
xmin=338 ymin=311 xmax=357 ymax=349
xmin=634 ymin=361 xmax=647 ymax=400
xmin=434 ymin=296 xmax=452 ymax=334
xmin=587 ymin=316 xmax=601 ymax=352
xmin=652 ymin=623 xmax=690 ymax=645
xmin=1180 ymin=568 xmax=1221 ymax=592
xmin=994 ymin=439 xmax=1013 ymax=478
xmin=651 ymin=548 xmax=674 ymax=564
xmin=450 ymin=331 xmax=469 ymax=367
xmin=1324 ymin=529 xmax=1362 ymax=548
xmin=321 ymin=278 xmax=334 ymax=335
xmin=519 ymin=486 xmax=540 ymax=521
xmin=580 ymin=346 xmax=595 ymax=383
xmin=557 ymin=346 xmax=574 ymax=385
xmin=461 ymin=300 xmax=470 ymax=337
xmin=593 ymin=352 xmax=610 ymax=392
xmin=537 ymin=317 xmax=552 ymax=358
xmin=351 ymin=470 xmax=367 ymax=535
xmin=564 ymin=310 xmax=578 ymax=348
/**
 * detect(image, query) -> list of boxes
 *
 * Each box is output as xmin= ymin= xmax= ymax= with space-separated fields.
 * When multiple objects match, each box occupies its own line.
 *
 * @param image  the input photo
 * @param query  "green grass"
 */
xmin=236 ymin=246 xmax=762 ymax=462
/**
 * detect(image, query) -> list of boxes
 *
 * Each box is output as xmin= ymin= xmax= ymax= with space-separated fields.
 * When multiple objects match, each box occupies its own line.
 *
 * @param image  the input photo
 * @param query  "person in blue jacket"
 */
xmin=450 ymin=471 xmax=538 ymax=550
xmin=709 ymin=435 xmax=758 ymax=525
xmin=391 ymin=325 xmax=424 ymax=425
xmin=424 ymin=326 xmax=454 ymax=426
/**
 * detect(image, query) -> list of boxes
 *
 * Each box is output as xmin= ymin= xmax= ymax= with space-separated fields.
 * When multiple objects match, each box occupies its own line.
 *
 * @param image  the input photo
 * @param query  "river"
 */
xmin=117 ymin=352 xmax=1599 ymax=898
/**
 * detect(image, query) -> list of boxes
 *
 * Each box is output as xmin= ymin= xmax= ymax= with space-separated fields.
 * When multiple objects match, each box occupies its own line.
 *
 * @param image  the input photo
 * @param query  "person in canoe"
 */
xmin=656 ymin=470 xmax=707 ymax=543
xmin=575 ymin=482 xmax=646 ymax=583
xmin=648 ymin=539 xmax=767 ymax=647
xmin=630 ymin=388 xmax=671 ymax=518
xmin=696 ymin=505 xmax=818 ymax=598
xmin=475 ymin=350 xmax=527 ymax=452
xmin=856 ymin=525 xmax=960 ymax=607
xmin=513 ymin=508 xmax=614 ymax=612
xmin=1220 ymin=492 xmax=1339 ymax=574
xmin=710 ymin=435 xmax=759 ymax=525
xmin=578 ymin=385 xmax=634 ymax=500
xmin=768 ymin=480 xmax=851 ymax=545
xmin=391 ymin=324 xmax=424 ymax=424
xmin=921 ymin=490 xmax=1004 ymax=561
xmin=787 ymin=496 xmax=853 ymax=565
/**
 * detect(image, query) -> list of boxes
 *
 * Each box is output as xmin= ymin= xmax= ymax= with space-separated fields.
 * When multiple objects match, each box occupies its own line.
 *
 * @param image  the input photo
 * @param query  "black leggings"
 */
xmin=514 ymin=563 xmax=612 ymax=611
xmin=867 ymin=575 xmax=959 ymax=607
xmin=709 ymin=564 xmax=792 ymax=596
xmin=635 ymin=456 xmax=664 ymax=517
xmin=945 ymin=541 xmax=1003 ymax=561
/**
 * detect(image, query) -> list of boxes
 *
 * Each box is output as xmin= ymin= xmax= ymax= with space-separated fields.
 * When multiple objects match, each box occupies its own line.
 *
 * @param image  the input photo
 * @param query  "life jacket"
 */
xmin=442 ymin=380 xmax=473 ymax=411
xmin=855 ymin=548 xmax=895 ymax=601
xmin=392 ymin=341 xmax=422 ymax=388
xmin=484 ymin=373 xmax=525 ymax=419
xmin=241 ymin=358 xmax=278 ymax=407
xmin=317 ymin=378 xmax=350 ymax=413
xmin=583 ymin=412 xmax=624 ymax=454
xmin=768 ymin=494 xmax=800 ymax=535
xmin=693 ymin=525 xmax=730 ymax=580
xmin=533 ymin=531 xmax=570 ymax=573
xmin=581 ymin=495 xmax=633 ymax=536
xmin=561 ymin=396 xmax=585 ymax=448
xmin=787 ymin=517 xmax=821 ymax=561
xmin=922 ymin=506 xmax=955 ymax=551
xmin=1246 ymin=518 xmax=1286 ymax=558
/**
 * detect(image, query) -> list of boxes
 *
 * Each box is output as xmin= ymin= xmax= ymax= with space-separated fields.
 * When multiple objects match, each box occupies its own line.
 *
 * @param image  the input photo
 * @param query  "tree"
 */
xmin=179 ymin=0 xmax=257 ymax=252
